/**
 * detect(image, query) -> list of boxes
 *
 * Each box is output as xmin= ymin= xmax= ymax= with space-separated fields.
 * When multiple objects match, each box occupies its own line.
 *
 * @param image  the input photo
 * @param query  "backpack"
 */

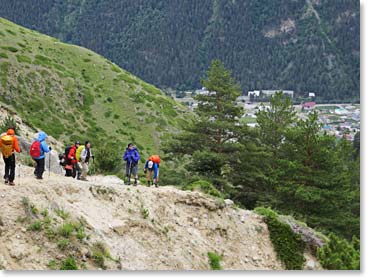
xmin=30 ymin=141 xmax=41 ymax=158
xmin=0 ymin=135 xmax=13 ymax=158
xmin=149 ymin=155 xmax=161 ymax=164
xmin=76 ymin=145 xmax=85 ymax=161
xmin=64 ymin=146 xmax=72 ymax=164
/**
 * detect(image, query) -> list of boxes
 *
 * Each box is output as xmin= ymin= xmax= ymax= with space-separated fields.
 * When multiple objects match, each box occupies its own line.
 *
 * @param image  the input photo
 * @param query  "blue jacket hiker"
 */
xmin=32 ymin=131 xmax=51 ymax=180
xmin=123 ymin=143 xmax=140 ymax=186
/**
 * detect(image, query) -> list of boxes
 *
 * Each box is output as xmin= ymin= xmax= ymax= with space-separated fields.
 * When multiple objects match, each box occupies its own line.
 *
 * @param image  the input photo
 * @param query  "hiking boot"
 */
xmin=4 ymin=178 xmax=9 ymax=184
xmin=9 ymin=181 xmax=15 ymax=186
xmin=36 ymin=176 xmax=43 ymax=180
xmin=126 ymin=182 xmax=131 ymax=186
xmin=154 ymin=183 xmax=158 ymax=188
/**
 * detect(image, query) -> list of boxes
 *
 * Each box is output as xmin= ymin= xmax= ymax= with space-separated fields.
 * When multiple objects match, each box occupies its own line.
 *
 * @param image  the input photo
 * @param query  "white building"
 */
xmin=248 ymin=90 xmax=260 ymax=97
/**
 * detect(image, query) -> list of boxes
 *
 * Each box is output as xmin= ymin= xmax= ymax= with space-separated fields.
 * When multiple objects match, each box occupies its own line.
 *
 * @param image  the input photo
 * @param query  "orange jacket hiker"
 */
xmin=0 ymin=128 xmax=21 ymax=157
xmin=0 ymin=128 xmax=21 ymax=186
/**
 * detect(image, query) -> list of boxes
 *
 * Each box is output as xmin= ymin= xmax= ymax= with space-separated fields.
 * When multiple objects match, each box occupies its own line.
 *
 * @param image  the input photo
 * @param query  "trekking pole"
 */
xmin=49 ymin=152 xmax=51 ymax=178
xmin=18 ymin=154 xmax=21 ymax=186
xmin=128 ymin=161 xmax=132 ymax=185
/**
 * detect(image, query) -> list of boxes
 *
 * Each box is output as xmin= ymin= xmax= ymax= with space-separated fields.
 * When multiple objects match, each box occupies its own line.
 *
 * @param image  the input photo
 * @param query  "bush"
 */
xmin=317 ymin=233 xmax=360 ymax=270
xmin=207 ymin=252 xmax=222 ymax=270
xmin=254 ymin=207 xmax=305 ymax=269
xmin=60 ymin=256 xmax=78 ymax=270
xmin=185 ymin=180 xmax=223 ymax=198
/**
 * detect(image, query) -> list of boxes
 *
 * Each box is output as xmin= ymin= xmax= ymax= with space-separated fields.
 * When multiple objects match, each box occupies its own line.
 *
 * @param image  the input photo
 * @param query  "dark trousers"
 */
xmin=72 ymin=163 xmax=81 ymax=179
xmin=3 ymin=154 xmax=16 ymax=182
xmin=34 ymin=158 xmax=45 ymax=178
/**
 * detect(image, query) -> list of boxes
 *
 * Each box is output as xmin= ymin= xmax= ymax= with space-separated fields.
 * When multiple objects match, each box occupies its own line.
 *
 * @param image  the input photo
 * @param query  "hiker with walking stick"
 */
xmin=0 ymin=127 xmax=21 ymax=186
xmin=30 ymin=131 xmax=51 ymax=180
xmin=123 ymin=143 xmax=140 ymax=186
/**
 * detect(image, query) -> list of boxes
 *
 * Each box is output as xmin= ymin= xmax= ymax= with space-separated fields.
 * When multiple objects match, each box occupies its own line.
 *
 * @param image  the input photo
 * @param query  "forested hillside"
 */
xmin=0 ymin=0 xmax=359 ymax=101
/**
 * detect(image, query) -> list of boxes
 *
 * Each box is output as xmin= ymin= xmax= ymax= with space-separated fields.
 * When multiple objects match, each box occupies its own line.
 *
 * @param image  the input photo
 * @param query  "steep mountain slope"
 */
xmin=0 ymin=161 xmax=322 ymax=270
xmin=0 ymin=0 xmax=359 ymax=100
xmin=0 ymin=17 xmax=190 ymax=160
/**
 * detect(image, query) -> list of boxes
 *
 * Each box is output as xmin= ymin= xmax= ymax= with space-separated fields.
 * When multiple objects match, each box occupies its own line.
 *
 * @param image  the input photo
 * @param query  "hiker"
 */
xmin=79 ymin=141 xmax=94 ymax=181
xmin=144 ymin=155 xmax=160 ymax=187
xmin=30 ymin=131 xmax=51 ymax=180
xmin=67 ymin=141 xmax=81 ymax=179
xmin=123 ymin=143 xmax=140 ymax=186
xmin=0 ymin=127 xmax=21 ymax=186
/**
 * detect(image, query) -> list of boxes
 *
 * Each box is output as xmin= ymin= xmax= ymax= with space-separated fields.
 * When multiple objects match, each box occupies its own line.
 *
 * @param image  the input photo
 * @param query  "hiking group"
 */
xmin=0 ymin=128 xmax=160 ymax=187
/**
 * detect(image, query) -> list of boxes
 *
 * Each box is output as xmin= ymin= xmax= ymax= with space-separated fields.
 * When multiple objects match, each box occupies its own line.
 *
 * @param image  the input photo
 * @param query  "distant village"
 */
xmin=169 ymin=88 xmax=360 ymax=141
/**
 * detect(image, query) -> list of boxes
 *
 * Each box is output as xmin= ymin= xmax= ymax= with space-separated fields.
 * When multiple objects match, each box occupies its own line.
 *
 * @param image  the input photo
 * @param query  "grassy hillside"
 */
xmin=0 ymin=17 xmax=190 ymax=163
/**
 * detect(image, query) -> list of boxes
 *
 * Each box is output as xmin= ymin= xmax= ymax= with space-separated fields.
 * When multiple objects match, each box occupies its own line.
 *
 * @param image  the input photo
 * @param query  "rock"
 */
xmin=21 ymin=228 xmax=27 ymax=233
xmin=252 ymin=256 xmax=258 ymax=262
xmin=192 ymin=218 xmax=199 ymax=225
xmin=10 ymin=248 xmax=24 ymax=260
xmin=16 ymin=235 xmax=21 ymax=239
xmin=1 ymin=194 xmax=4 ymax=198
xmin=202 ymin=214 xmax=208 ymax=219
xmin=240 ymin=216 xmax=246 ymax=223
xmin=224 ymin=199 xmax=234 ymax=207
xmin=244 ymin=258 xmax=249 ymax=263
xmin=305 ymin=260 xmax=316 ymax=270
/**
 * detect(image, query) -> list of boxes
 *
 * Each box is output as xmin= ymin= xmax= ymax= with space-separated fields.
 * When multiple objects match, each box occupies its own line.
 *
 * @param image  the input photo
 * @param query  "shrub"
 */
xmin=317 ymin=233 xmax=360 ymax=270
xmin=254 ymin=207 xmax=305 ymax=269
xmin=60 ymin=256 xmax=78 ymax=270
xmin=0 ymin=52 xmax=8 ymax=58
xmin=185 ymin=180 xmax=223 ymax=198
xmin=207 ymin=252 xmax=222 ymax=270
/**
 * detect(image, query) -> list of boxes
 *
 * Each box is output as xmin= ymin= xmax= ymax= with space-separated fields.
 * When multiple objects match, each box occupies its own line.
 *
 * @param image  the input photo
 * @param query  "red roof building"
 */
xmin=302 ymin=102 xmax=316 ymax=109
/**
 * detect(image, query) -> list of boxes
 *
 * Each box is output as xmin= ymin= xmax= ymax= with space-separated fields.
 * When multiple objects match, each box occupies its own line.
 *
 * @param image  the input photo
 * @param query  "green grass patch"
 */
xmin=1 ymin=46 xmax=18 ymax=52
xmin=16 ymin=54 xmax=32 ymax=63
xmin=60 ymin=256 xmax=78 ymax=270
xmin=0 ymin=52 xmax=8 ymax=58
xmin=55 ymin=209 xmax=70 ymax=220
xmin=58 ymin=222 xmax=75 ymax=238
xmin=207 ymin=252 xmax=222 ymax=270
xmin=57 ymin=239 xmax=70 ymax=250
xmin=5 ymin=29 xmax=16 ymax=36
xmin=28 ymin=220 xmax=43 ymax=231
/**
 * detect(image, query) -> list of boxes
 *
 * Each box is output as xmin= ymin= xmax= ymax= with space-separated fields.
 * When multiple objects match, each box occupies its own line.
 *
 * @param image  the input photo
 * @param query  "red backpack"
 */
xmin=30 ymin=141 xmax=41 ymax=158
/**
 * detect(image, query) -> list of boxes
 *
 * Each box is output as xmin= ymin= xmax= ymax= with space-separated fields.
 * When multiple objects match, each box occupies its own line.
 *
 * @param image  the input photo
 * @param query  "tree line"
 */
xmin=162 ymin=61 xmax=360 ymax=267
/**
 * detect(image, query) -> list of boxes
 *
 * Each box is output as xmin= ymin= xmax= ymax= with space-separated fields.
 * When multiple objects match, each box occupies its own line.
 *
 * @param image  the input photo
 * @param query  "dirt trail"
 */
xmin=0 ymin=163 xmax=321 ymax=270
